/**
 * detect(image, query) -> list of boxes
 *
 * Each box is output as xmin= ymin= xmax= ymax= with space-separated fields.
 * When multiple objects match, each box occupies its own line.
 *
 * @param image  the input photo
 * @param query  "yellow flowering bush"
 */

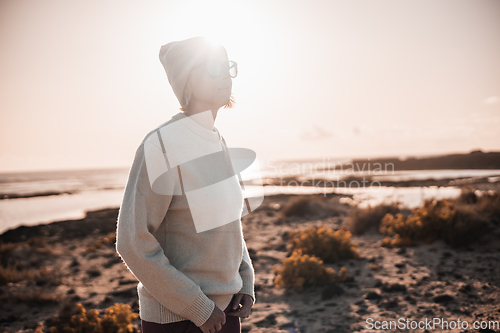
xmin=380 ymin=198 xmax=490 ymax=248
xmin=48 ymin=302 xmax=137 ymax=333
xmin=287 ymin=226 xmax=359 ymax=263
xmin=273 ymin=249 xmax=350 ymax=292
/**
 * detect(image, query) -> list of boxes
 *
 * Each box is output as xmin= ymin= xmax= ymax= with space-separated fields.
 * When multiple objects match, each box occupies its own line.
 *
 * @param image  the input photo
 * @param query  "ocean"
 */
xmin=1 ymin=161 xmax=500 ymax=235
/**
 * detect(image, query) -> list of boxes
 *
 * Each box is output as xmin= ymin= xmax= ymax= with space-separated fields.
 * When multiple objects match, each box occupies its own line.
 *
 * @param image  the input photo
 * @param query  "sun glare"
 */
xmin=150 ymin=0 xmax=281 ymax=116
xmin=178 ymin=0 xmax=249 ymax=53
xmin=156 ymin=0 xmax=277 ymax=69
xmin=202 ymin=35 xmax=223 ymax=48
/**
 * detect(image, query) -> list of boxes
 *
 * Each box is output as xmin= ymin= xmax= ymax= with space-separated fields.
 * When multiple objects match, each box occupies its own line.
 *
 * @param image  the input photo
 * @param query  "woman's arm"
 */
xmin=220 ymin=134 xmax=256 ymax=303
xmin=115 ymin=142 xmax=214 ymax=327
xmin=238 ymin=239 xmax=256 ymax=303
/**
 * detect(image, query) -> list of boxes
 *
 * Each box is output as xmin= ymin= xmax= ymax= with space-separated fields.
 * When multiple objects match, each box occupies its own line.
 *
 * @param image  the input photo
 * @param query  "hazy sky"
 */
xmin=1 ymin=0 xmax=499 ymax=172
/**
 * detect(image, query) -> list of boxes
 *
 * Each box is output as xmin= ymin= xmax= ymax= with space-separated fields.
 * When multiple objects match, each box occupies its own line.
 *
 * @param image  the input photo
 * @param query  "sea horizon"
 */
xmin=1 ymin=159 xmax=500 ymax=235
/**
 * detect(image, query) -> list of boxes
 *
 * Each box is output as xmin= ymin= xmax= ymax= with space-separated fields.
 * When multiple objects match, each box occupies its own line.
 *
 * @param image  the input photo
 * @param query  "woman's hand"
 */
xmin=199 ymin=305 xmax=225 ymax=333
xmin=226 ymin=293 xmax=254 ymax=318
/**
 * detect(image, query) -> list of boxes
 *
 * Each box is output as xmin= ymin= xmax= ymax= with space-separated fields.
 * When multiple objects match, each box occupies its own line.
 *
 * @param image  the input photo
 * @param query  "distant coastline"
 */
xmin=349 ymin=150 xmax=500 ymax=171
xmin=1 ymin=150 xmax=499 ymax=201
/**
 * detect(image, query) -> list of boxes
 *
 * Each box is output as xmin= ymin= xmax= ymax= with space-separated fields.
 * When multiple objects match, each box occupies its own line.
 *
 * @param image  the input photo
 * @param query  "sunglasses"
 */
xmin=199 ymin=60 xmax=238 ymax=78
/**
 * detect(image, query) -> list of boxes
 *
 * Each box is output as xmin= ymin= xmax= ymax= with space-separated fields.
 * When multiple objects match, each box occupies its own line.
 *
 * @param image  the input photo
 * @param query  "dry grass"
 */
xmin=347 ymin=201 xmax=407 ymax=235
xmin=273 ymin=249 xmax=352 ymax=292
xmin=0 ymin=236 xmax=53 ymax=266
xmin=85 ymin=232 xmax=117 ymax=252
xmin=451 ymin=188 xmax=500 ymax=225
xmin=380 ymin=197 xmax=492 ymax=248
xmin=272 ymin=225 xmax=358 ymax=292
xmin=0 ymin=236 xmax=61 ymax=287
xmin=441 ymin=204 xmax=492 ymax=248
xmin=287 ymin=226 xmax=359 ymax=263
xmin=0 ymin=264 xmax=61 ymax=286
xmin=43 ymin=301 xmax=138 ymax=333
xmin=0 ymin=286 xmax=62 ymax=305
xmin=452 ymin=186 xmax=479 ymax=205
xmin=279 ymin=195 xmax=343 ymax=219
xmin=475 ymin=191 xmax=500 ymax=225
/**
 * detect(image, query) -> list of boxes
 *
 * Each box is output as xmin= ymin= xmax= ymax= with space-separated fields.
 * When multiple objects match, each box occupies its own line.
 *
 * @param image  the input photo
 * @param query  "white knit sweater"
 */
xmin=115 ymin=111 xmax=255 ymax=327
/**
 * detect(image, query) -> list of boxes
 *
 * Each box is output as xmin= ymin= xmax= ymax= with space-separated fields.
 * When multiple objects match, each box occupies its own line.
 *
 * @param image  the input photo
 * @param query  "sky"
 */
xmin=1 ymin=0 xmax=499 ymax=173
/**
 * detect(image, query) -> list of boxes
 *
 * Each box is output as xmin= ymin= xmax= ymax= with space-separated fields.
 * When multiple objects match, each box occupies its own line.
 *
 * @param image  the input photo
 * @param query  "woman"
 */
xmin=115 ymin=36 xmax=255 ymax=333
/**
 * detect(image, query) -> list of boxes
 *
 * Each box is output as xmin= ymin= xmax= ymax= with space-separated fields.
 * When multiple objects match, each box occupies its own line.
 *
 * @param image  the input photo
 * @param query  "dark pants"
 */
xmin=141 ymin=301 xmax=241 ymax=333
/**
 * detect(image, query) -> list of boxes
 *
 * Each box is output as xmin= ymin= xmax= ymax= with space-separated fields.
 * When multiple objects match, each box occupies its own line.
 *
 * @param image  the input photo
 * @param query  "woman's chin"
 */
xmin=219 ymin=96 xmax=231 ymax=107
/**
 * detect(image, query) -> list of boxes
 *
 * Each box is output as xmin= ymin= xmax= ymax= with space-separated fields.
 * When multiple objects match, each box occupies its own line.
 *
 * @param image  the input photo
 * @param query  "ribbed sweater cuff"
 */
xmin=180 ymin=290 xmax=215 ymax=327
xmin=239 ymin=275 xmax=256 ymax=303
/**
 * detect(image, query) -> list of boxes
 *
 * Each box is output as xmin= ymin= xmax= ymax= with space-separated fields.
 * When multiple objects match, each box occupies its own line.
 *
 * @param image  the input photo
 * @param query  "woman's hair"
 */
xmin=179 ymin=94 xmax=235 ymax=111
xmin=223 ymin=95 xmax=235 ymax=109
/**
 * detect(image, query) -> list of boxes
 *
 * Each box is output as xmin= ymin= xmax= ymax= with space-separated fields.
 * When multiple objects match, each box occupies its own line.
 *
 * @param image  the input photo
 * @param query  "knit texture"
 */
xmin=115 ymin=111 xmax=256 ymax=327
xmin=159 ymin=37 xmax=213 ymax=107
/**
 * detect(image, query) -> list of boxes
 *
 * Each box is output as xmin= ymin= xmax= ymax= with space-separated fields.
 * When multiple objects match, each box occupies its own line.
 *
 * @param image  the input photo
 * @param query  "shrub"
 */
xmin=46 ymin=302 xmax=138 ymax=333
xmin=0 ymin=263 xmax=60 ymax=286
xmin=380 ymin=198 xmax=491 ymax=248
xmin=380 ymin=198 xmax=454 ymax=245
xmin=441 ymin=205 xmax=491 ymax=248
xmin=272 ymin=249 xmax=351 ymax=292
xmin=0 ymin=236 xmax=52 ymax=268
xmin=348 ymin=202 xmax=405 ymax=235
xmin=287 ymin=226 xmax=359 ymax=263
xmin=101 ymin=303 xmax=139 ymax=333
xmin=0 ymin=286 xmax=62 ymax=305
xmin=280 ymin=195 xmax=323 ymax=218
xmin=475 ymin=191 xmax=500 ymax=226
xmin=453 ymin=187 xmax=478 ymax=205
xmin=86 ymin=233 xmax=117 ymax=252
xmin=380 ymin=233 xmax=416 ymax=248
xmin=450 ymin=189 xmax=500 ymax=225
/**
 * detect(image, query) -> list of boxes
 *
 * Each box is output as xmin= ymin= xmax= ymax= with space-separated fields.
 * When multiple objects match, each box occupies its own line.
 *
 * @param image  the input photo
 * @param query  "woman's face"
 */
xmin=185 ymin=46 xmax=232 ymax=110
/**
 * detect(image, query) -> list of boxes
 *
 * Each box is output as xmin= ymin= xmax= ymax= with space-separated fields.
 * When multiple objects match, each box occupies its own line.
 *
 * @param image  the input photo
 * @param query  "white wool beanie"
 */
xmin=159 ymin=37 xmax=213 ymax=107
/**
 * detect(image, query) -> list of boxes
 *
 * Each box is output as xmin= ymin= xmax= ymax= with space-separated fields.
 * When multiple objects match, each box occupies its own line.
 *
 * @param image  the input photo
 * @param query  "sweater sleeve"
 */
xmin=238 ymin=239 xmax=256 ymax=303
xmin=220 ymin=134 xmax=256 ymax=303
xmin=115 ymin=143 xmax=215 ymax=327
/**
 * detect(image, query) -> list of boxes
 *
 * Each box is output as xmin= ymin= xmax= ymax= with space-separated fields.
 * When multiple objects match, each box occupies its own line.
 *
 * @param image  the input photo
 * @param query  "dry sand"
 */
xmin=1 ymin=185 xmax=500 ymax=333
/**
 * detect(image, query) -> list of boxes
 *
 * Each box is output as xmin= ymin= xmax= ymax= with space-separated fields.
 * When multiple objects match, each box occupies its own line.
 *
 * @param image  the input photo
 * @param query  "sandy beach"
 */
xmin=1 ymin=180 xmax=500 ymax=333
